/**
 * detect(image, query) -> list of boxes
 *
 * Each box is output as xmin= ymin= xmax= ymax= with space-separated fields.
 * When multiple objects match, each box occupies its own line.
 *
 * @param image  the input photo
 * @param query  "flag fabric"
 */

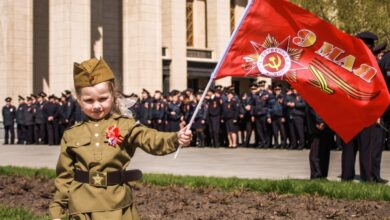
xmin=213 ymin=0 xmax=390 ymax=142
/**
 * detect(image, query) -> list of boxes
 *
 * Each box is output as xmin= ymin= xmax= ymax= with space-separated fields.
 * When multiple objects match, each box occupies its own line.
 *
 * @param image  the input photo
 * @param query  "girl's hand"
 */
xmin=177 ymin=127 xmax=192 ymax=147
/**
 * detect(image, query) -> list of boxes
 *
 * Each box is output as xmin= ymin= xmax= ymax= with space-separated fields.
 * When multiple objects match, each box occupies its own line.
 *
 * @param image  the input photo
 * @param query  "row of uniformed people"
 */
xmin=2 ymin=90 xmax=83 ymax=145
xmin=127 ymin=82 xmax=311 ymax=149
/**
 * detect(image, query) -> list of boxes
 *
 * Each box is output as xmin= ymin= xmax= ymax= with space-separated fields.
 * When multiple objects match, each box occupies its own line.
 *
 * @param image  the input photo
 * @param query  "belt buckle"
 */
xmin=89 ymin=171 xmax=107 ymax=187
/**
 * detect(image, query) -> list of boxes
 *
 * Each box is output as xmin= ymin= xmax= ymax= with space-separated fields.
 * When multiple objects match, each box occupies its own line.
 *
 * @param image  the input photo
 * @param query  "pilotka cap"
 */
xmin=73 ymin=57 xmax=115 ymax=88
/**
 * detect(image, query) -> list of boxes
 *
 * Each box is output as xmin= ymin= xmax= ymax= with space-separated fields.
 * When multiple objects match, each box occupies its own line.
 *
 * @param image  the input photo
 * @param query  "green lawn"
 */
xmin=0 ymin=205 xmax=49 ymax=220
xmin=1 ymin=165 xmax=390 ymax=201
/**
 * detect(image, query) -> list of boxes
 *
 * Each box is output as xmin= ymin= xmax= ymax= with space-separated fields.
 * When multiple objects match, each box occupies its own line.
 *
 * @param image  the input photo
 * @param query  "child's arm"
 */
xmin=127 ymin=121 xmax=192 ymax=155
xmin=49 ymin=136 xmax=73 ymax=219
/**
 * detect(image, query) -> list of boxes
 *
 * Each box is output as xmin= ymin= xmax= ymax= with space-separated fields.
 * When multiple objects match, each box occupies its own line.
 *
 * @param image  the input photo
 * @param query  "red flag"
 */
xmin=213 ymin=0 xmax=390 ymax=142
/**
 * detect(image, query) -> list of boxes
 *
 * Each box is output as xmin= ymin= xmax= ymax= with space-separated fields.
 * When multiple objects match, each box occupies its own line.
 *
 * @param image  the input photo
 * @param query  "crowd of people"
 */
xmin=2 ymin=31 xmax=390 ymax=184
xmin=0 ymin=82 xmax=348 ymax=149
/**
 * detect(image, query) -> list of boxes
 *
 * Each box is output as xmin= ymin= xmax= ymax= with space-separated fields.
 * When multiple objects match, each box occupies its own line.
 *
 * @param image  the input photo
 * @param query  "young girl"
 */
xmin=49 ymin=58 xmax=192 ymax=220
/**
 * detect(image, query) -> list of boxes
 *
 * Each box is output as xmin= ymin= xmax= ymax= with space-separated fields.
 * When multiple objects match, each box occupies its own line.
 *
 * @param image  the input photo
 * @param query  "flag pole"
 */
xmin=174 ymin=0 xmax=254 ymax=159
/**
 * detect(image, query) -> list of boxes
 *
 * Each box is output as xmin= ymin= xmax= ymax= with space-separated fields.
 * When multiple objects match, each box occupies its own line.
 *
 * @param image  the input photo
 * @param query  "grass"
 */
xmin=0 ymin=205 xmax=49 ymax=220
xmin=1 ymin=165 xmax=390 ymax=201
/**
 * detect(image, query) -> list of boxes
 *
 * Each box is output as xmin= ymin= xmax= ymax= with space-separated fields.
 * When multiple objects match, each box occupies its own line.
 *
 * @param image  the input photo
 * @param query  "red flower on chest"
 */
xmin=105 ymin=126 xmax=124 ymax=147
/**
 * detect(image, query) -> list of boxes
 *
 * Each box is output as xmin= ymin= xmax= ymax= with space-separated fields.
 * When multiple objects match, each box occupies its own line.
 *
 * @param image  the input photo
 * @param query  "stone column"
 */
xmin=123 ymin=0 xmax=162 ymax=94
xmin=207 ymin=0 xmax=231 ymax=86
xmin=0 ymin=0 xmax=33 ymax=103
xmin=49 ymin=0 xmax=91 ymax=95
xmin=162 ymin=0 xmax=187 ymax=91
xmin=91 ymin=0 xmax=123 ymax=90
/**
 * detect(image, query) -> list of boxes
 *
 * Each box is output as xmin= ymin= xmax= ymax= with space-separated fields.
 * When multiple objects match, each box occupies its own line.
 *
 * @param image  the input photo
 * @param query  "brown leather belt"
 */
xmin=74 ymin=169 xmax=143 ymax=187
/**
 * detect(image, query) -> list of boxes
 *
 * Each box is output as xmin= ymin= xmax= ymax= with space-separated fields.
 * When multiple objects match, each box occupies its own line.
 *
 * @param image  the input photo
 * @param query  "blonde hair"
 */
xmin=75 ymin=80 xmax=121 ymax=115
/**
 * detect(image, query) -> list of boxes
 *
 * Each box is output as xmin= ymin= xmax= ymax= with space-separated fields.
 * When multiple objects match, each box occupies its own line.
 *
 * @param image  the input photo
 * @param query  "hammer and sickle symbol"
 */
xmin=264 ymin=55 xmax=282 ymax=71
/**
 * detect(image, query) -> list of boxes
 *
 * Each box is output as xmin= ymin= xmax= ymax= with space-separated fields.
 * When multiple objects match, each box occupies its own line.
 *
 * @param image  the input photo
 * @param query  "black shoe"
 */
xmin=376 ymin=178 xmax=389 ymax=184
xmin=3 ymin=143 xmax=8 ymax=145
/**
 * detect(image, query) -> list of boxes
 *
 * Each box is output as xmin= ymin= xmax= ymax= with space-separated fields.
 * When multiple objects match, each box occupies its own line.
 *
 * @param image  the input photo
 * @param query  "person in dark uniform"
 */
xmin=166 ymin=90 xmax=182 ymax=132
xmin=64 ymin=90 xmax=77 ymax=127
xmin=34 ymin=92 xmax=48 ymax=144
xmin=308 ymin=107 xmax=335 ymax=179
xmin=341 ymin=32 xmax=388 ymax=183
xmin=128 ymin=94 xmax=141 ymax=122
xmin=268 ymin=84 xmax=287 ymax=148
xmin=252 ymin=86 xmax=270 ymax=148
xmin=380 ymin=52 xmax=390 ymax=151
xmin=139 ymin=89 xmax=152 ymax=127
xmin=44 ymin=94 xmax=60 ymax=145
xmin=2 ymin=97 xmax=16 ymax=144
xmin=207 ymin=89 xmax=222 ymax=147
xmin=240 ymin=84 xmax=256 ymax=147
xmin=151 ymin=91 xmax=166 ymax=131
xmin=192 ymin=91 xmax=207 ymax=147
xmin=23 ymin=96 xmax=35 ymax=144
xmin=285 ymin=88 xmax=306 ymax=149
xmin=58 ymin=93 xmax=68 ymax=139
xmin=16 ymin=96 xmax=27 ymax=144
xmin=74 ymin=100 xmax=86 ymax=123
xmin=222 ymin=90 xmax=239 ymax=148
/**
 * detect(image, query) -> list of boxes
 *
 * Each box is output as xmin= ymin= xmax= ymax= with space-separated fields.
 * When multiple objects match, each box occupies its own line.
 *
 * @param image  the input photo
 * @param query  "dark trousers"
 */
xmin=47 ymin=121 xmax=59 ymax=145
xmin=255 ymin=117 xmax=269 ymax=148
xmin=309 ymin=130 xmax=334 ymax=179
xmin=385 ymin=119 xmax=390 ymax=150
xmin=208 ymin=116 xmax=220 ymax=147
xmin=3 ymin=124 xmax=15 ymax=144
xmin=194 ymin=129 xmax=205 ymax=147
xmin=357 ymin=124 xmax=384 ymax=182
xmin=167 ymin=120 xmax=180 ymax=132
xmin=288 ymin=116 xmax=305 ymax=149
xmin=59 ymin=122 xmax=69 ymax=140
xmin=271 ymin=117 xmax=286 ymax=148
xmin=24 ymin=125 xmax=34 ymax=144
xmin=341 ymin=123 xmax=384 ymax=182
xmin=152 ymin=120 xmax=164 ymax=131
xmin=34 ymin=123 xmax=47 ymax=144
xmin=341 ymin=139 xmax=358 ymax=181
xmin=17 ymin=124 xmax=26 ymax=144
xmin=243 ymin=120 xmax=253 ymax=147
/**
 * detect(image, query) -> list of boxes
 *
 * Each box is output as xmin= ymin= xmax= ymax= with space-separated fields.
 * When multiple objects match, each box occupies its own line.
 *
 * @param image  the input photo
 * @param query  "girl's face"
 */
xmin=78 ymin=82 xmax=114 ymax=120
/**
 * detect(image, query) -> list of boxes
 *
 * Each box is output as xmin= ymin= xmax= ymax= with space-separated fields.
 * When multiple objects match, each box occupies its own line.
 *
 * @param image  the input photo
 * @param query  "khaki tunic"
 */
xmin=49 ymin=113 xmax=179 ymax=219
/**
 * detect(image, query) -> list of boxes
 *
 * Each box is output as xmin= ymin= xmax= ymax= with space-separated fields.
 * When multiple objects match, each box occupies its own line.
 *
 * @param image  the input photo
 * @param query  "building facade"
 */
xmin=1 ymin=0 xmax=270 ymax=102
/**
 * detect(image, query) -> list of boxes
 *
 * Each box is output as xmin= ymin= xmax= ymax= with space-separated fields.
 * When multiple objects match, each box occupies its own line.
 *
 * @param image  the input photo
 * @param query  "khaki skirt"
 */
xmin=69 ymin=205 xmax=139 ymax=220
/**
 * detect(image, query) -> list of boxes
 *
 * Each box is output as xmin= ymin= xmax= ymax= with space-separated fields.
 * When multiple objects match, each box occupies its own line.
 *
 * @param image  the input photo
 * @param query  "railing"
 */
xmin=187 ymin=48 xmax=213 ymax=59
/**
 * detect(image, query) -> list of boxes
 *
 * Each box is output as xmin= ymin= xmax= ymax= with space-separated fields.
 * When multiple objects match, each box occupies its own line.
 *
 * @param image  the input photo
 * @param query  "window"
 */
xmin=186 ymin=0 xmax=194 ymax=47
xmin=230 ymin=0 xmax=235 ymax=34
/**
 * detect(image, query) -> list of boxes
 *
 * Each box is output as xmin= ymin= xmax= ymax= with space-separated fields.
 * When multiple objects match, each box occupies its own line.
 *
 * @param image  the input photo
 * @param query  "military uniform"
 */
xmin=166 ymin=100 xmax=182 ymax=132
xmin=34 ymin=94 xmax=48 ymax=144
xmin=16 ymin=97 xmax=27 ymax=144
xmin=2 ymin=97 xmax=16 ymax=144
xmin=252 ymin=91 xmax=270 ymax=148
xmin=139 ymin=98 xmax=152 ymax=128
xmin=340 ymin=32 xmax=388 ymax=183
xmin=151 ymin=99 xmax=166 ymax=131
xmin=268 ymin=92 xmax=287 ymax=148
xmin=207 ymin=94 xmax=222 ymax=147
xmin=23 ymin=99 xmax=35 ymax=144
xmin=285 ymin=91 xmax=306 ymax=149
xmin=49 ymin=113 xmax=179 ymax=219
xmin=239 ymin=91 xmax=255 ymax=148
xmin=50 ymin=57 xmax=184 ymax=219
xmin=44 ymin=96 xmax=60 ymax=145
xmin=308 ymin=108 xmax=335 ymax=179
xmin=222 ymin=99 xmax=239 ymax=133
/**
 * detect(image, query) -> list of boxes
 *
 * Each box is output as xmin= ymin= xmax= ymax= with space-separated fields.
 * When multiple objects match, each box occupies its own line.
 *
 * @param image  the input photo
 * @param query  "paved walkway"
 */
xmin=1 ymin=144 xmax=390 ymax=182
